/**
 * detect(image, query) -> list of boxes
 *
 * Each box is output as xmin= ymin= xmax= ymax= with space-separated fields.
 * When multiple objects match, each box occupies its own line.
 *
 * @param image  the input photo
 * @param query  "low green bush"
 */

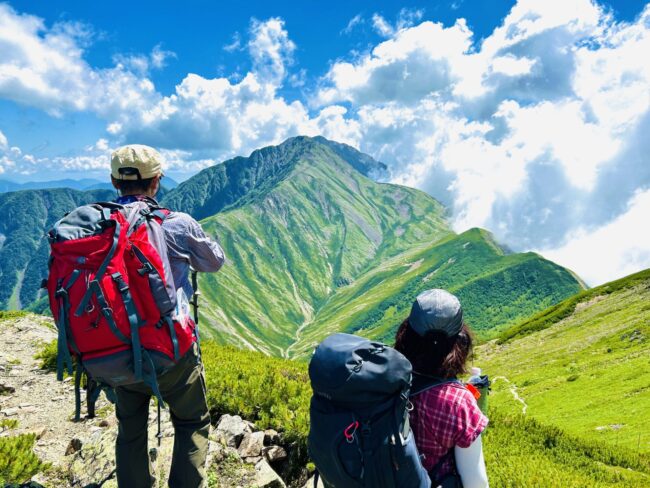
xmin=0 ymin=434 xmax=48 ymax=485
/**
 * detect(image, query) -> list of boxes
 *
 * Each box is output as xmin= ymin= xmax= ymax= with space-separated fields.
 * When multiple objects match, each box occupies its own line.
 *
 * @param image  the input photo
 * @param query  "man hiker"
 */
xmin=110 ymin=144 xmax=225 ymax=487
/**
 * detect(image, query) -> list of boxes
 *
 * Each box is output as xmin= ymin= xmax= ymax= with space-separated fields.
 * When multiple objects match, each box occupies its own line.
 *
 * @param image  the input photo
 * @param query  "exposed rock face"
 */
xmin=238 ymin=431 xmax=266 ymax=459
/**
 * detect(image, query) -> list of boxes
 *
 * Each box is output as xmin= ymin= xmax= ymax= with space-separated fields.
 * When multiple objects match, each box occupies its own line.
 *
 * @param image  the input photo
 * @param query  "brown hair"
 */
xmin=394 ymin=319 xmax=473 ymax=379
xmin=111 ymin=176 xmax=157 ymax=195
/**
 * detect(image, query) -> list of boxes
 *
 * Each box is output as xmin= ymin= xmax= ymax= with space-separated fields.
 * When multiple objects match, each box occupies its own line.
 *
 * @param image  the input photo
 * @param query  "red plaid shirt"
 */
xmin=410 ymin=381 xmax=488 ymax=478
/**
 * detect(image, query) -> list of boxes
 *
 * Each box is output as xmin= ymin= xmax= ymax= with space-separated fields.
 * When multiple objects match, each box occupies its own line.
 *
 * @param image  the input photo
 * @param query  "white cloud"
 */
xmin=1 ymin=1 xmax=650 ymax=284
xmin=542 ymin=189 xmax=650 ymax=285
xmin=343 ymin=14 xmax=363 ymax=35
xmin=371 ymin=14 xmax=395 ymax=38
xmin=0 ymin=3 xmax=159 ymax=117
xmin=248 ymin=17 xmax=295 ymax=83
xmin=371 ymin=8 xmax=425 ymax=38
xmin=309 ymin=1 xmax=650 ymax=284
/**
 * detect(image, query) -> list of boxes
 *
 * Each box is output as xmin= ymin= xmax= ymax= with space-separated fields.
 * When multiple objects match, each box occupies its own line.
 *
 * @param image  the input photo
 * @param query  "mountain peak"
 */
xmin=162 ymin=135 xmax=388 ymax=220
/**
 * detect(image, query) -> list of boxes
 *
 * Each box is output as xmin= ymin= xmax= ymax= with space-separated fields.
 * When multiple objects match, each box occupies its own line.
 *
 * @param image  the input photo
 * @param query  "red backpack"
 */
xmin=46 ymin=200 xmax=196 ymax=419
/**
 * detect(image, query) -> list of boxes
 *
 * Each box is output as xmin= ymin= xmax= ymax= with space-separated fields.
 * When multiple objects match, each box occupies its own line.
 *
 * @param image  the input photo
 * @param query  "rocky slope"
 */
xmin=0 ymin=315 xmax=309 ymax=487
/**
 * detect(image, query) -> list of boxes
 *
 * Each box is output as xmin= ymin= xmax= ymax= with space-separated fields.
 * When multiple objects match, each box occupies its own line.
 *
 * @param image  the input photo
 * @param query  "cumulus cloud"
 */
xmin=312 ymin=0 xmax=650 ymax=284
xmin=542 ymin=189 xmax=650 ymax=285
xmin=1 ymin=1 xmax=650 ymax=284
xmin=0 ymin=3 xmax=159 ymax=117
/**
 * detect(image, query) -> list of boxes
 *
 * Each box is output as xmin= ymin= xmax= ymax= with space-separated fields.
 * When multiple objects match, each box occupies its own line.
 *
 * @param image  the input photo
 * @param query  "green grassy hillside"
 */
xmin=196 ymin=139 xmax=450 ymax=355
xmin=478 ymin=269 xmax=650 ymax=454
xmin=0 ymin=137 xmax=584 ymax=359
xmin=197 ymin=342 xmax=650 ymax=486
xmin=189 ymin=138 xmax=582 ymax=357
xmin=0 ymin=188 xmax=114 ymax=311
xmin=289 ymin=228 xmax=583 ymax=358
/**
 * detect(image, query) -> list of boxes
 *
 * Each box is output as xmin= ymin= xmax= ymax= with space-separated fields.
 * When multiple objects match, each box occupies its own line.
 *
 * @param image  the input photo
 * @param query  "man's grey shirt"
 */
xmin=163 ymin=211 xmax=225 ymax=298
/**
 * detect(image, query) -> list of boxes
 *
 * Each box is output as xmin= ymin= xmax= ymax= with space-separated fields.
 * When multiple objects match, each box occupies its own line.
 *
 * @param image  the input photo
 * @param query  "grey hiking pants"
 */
xmin=115 ymin=343 xmax=210 ymax=488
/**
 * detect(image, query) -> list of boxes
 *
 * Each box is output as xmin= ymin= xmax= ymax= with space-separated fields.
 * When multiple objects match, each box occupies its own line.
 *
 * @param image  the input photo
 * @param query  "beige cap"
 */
xmin=111 ymin=144 xmax=163 ymax=180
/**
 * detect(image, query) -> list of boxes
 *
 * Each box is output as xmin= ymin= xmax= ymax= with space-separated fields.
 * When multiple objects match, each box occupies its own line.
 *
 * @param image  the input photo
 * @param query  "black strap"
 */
xmin=55 ymin=270 xmax=82 ymax=381
xmin=111 ymin=272 xmax=144 ymax=380
xmin=410 ymin=373 xmax=462 ymax=397
xmin=313 ymin=470 xmax=320 ymax=487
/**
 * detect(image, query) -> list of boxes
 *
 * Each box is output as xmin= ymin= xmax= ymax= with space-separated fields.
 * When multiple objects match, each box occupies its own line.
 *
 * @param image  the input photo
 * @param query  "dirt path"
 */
xmin=0 ymin=316 xmax=116 ymax=465
xmin=0 ymin=316 xmax=176 ymax=487
xmin=492 ymin=375 xmax=528 ymax=415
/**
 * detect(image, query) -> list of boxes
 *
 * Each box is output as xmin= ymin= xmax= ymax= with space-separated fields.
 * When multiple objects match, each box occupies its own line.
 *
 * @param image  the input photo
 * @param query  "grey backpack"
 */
xmin=308 ymin=333 xmax=431 ymax=488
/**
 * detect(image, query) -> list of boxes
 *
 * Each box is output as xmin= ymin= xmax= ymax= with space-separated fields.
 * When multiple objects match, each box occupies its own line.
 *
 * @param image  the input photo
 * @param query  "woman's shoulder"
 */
xmin=417 ymin=381 xmax=479 ymax=410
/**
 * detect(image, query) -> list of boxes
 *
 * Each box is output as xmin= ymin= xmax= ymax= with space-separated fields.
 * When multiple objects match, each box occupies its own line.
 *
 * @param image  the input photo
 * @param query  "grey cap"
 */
xmin=408 ymin=289 xmax=463 ymax=337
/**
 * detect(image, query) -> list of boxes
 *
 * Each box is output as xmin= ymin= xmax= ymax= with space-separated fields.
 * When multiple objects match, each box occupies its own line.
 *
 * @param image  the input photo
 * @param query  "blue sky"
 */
xmin=1 ymin=0 xmax=650 ymax=284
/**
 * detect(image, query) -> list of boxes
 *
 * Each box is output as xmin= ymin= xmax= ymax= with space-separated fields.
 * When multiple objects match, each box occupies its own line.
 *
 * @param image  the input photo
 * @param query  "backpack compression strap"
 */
xmin=54 ymin=270 xmax=83 ymax=381
xmin=74 ymin=209 xmax=120 ymax=316
xmin=410 ymin=373 xmax=462 ymax=397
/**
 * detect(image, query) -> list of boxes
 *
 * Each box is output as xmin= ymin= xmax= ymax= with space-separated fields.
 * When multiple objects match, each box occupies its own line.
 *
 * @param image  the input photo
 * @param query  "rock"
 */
xmin=263 ymin=445 xmax=288 ymax=463
xmin=238 ymin=431 xmax=265 ymax=458
xmin=205 ymin=440 xmax=227 ymax=470
xmin=2 ymin=407 xmax=18 ymax=416
xmin=215 ymin=414 xmax=251 ymax=448
xmin=245 ymin=455 xmax=263 ymax=465
xmin=65 ymin=438 xmax=83 ymax=456
xmin=0 ymin=383 xmax=15 ymax=395
xmin=254 ymin=459 xmax=286 ymax=488
xmin=264 ymin=429 xmax=280 ymax=446
xmin=68 ymin=429 xmax=117 ymax=487
xmin=98 ymin=419 xmax=110 ymax=427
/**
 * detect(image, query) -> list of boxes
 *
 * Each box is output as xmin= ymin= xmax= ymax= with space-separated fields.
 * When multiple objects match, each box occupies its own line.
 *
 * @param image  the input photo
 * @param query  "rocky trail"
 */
xmin=0 ymin=315 xmax=317 ymax=487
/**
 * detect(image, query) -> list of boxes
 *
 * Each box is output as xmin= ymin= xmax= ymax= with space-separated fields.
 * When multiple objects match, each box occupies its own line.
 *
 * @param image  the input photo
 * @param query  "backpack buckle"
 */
xmin=111 ymin=272 xmax=129 ymax=293
xmin=138 ymin=262 xmax=154 ymax=276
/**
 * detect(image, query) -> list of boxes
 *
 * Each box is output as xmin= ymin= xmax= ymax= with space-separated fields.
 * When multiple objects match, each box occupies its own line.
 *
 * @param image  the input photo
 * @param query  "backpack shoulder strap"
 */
xmin=410 ymin=373 xmax=462 ymax=397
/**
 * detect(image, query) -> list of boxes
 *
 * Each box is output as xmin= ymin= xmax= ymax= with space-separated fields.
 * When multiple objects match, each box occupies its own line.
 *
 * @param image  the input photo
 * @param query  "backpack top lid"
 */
xmin=308 ymin=333 xmax=412 ymax=407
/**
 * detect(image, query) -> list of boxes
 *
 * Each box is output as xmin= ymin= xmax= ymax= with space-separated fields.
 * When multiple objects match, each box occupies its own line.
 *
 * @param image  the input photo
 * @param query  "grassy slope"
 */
xmin=478 ymin=269 xmax=650 ymax=453
xmin=287 ymin=228 xmax=584 ymax=358
xmin=197 ymin=143 xmax=450 ymax=355
xmin=198 ymin=340 xmax=650 ymax=486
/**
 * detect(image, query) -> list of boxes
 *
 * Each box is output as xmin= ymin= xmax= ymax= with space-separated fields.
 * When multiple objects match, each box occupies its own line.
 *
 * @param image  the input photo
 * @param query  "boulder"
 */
xmin=215 ymin=414 xmax=251 ymax=448
xmin=263 ymin=445 xmax=288 ymax=463
xmin=238 ymin=431 xmax=266 ymax=458
xmin=254 ymin=459 xmax=286 ymax=488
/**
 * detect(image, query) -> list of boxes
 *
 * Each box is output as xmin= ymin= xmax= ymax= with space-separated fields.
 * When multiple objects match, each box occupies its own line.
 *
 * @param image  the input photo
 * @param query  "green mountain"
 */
xmin=0 ymin=137 xmax=584 ymax=358
xmin=162 ymin=136 xmax=584 ymax=357
xmin=0 ymin=188 xmax=114 ymax=311
xmin=478 ymin=268 xmax=650 ymax=454
xmin=161 ymin=136 xmax=387 ymax=220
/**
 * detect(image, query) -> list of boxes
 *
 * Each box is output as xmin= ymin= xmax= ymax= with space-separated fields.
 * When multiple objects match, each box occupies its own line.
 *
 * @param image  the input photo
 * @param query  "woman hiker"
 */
xmin=395 ymin=289 xmax=489 ymax=488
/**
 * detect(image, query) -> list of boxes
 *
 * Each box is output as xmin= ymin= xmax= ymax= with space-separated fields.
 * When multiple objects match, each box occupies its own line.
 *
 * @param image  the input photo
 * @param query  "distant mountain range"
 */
xmin=0 ymin=177 xmax=179 ymax=193
xmin=0 ymin=136 xmax=584 ymax=356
